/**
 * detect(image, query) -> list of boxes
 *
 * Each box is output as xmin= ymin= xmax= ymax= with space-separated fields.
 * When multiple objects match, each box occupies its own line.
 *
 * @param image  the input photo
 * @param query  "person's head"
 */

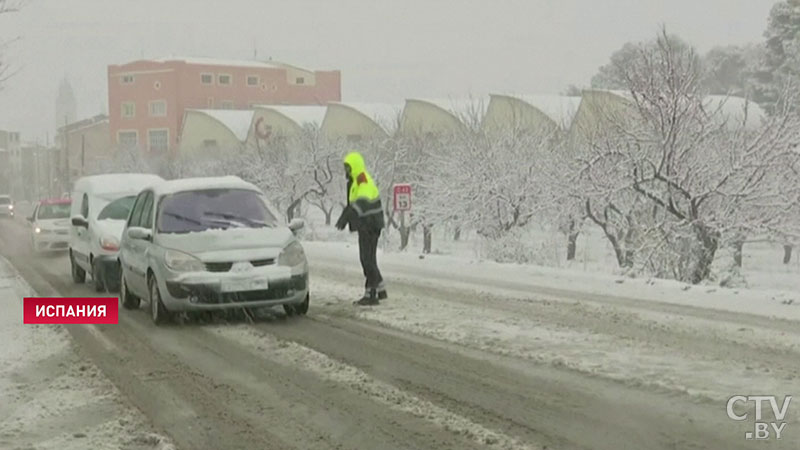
xmin=343 ymin=151 xmax=366 ymax=180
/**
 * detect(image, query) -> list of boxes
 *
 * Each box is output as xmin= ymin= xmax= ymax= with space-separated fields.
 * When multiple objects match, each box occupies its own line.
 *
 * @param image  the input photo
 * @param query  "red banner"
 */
xmin=23 ymin=297 xmax=118 ymax=324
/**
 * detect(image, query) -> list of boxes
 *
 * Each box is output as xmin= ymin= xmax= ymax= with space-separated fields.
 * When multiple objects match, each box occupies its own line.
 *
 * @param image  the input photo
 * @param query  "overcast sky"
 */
xmin=0 ymin=0 xmax=778 ymax=142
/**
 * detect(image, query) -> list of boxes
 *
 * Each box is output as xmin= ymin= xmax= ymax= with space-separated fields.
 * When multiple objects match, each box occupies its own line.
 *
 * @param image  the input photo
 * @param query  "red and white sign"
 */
xmin=393 ymin=184 xmax=412 ymax=212
xmin=23 ymin=297 xmax=118 ymax=324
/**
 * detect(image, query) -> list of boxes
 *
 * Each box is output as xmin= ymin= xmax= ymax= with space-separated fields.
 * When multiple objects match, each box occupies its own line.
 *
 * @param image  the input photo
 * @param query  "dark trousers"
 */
xmin=358 ymin=229 xmax=383 ymax=291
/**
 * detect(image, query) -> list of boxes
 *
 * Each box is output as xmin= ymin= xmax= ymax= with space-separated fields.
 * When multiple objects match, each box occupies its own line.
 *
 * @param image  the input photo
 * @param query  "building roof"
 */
xmin=493 ymin=94 xmax=582 ymax=128
xmin=256 ymin=105 xmax=328 ymax=127
xmin=331 ymin=102 xmax=404 ymax=132
xmin=703 ymin=95 xmax=765 ymax=131
xmin=57 ymin=114 xmax=109 ymax=134
xmin=415 ymin=97 xmax=489 ymax=121
xmin=152 ymin=56 xmax=287 ymax=70
xmin=189 ymin=109 xmax=256 ymax=142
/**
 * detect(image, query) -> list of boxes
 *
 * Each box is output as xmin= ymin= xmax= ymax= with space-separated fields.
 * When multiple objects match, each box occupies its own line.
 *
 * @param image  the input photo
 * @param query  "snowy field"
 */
xmin=0 ymin=256 xmax=173 ymax=450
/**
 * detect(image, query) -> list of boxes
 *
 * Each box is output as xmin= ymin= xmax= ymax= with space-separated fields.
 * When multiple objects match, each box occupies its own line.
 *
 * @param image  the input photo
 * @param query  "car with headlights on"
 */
xmin=118 ymin=176 xmax=309 ymax=325
xmin=28 ymin=198 xmax=72 ymax=253
xmin=0 ymin=195 xmax=14 ymax=219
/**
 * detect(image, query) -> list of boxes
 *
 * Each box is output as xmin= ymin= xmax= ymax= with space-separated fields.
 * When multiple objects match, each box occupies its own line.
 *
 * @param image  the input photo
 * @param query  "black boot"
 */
xmin=354 ymin=289 xmax=379 ymax=306
xmin=377 ymin=289 xmax=388 ymax=300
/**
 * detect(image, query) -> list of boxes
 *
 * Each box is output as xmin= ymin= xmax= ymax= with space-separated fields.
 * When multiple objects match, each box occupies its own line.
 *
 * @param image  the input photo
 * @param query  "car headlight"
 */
xmin=34 ymin=227 xmax=42 ymax=234
xmin=100 ymin=235 xmax=120 ymax=251
xmin=278 ymin=241 xmax=306 ymax=267
xmin=165 ymin=249 xmax=205 ymax=272
xmin=8 ymin=204 xmax=13 ymax=210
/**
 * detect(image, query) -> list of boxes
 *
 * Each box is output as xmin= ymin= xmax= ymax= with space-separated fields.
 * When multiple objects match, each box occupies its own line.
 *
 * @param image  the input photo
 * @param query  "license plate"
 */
xmin=220 ymin=277 xmax=269 ymax=292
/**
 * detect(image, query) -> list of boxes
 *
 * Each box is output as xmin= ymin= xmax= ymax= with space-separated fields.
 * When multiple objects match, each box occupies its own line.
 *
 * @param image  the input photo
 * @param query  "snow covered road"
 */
xmin=1 ymin=217 xmax=798 ymax=449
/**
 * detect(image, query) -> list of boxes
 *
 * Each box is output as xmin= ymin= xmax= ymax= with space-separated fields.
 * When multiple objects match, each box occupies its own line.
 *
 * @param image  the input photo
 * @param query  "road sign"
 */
xmin=393 ymin=184 xmax=412 ymax=212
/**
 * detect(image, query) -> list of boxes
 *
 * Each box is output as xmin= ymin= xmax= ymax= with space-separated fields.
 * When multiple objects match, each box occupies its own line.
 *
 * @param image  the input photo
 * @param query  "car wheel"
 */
xmin=120 ymin=274 xmax=140 ymax=310
xmin=148 ymin=274 xmax=171 ymax=326
xmin=92 ymin=258 xmax=105 ymax=292
xmin=70 ymin=251 xmax=86 ymax=284
xmin=296 ymin=294 xmax=309 ymax=316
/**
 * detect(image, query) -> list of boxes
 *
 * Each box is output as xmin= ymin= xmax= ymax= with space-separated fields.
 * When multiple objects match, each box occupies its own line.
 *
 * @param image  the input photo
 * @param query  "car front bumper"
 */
xmin=161 ymin=272 xmax=309 ymax=311
xmin=32 ymin=231 xmax=70 ymax=251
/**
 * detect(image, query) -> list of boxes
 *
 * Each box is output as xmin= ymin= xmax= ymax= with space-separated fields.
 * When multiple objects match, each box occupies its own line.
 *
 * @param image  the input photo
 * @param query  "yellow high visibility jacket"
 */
xmin=340 ymin=151 xmax=384 ymax=231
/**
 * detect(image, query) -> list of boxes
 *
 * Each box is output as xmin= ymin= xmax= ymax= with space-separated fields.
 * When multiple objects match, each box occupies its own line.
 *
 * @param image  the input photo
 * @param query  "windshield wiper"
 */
xmin=202 ymin=211 xmax=267 ymax=228
xmin=162 ymin=211 xmax=207 ymax=227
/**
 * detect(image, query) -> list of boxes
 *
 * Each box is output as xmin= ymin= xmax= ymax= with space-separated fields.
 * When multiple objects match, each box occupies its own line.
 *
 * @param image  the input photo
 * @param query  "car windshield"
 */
xmin=97 ymin=195 xmax=136 ymax=221
xmin=158 ymin=189 xmax=276 ymax=234
xmin=37 ymin=204 xmax=71 ymax=220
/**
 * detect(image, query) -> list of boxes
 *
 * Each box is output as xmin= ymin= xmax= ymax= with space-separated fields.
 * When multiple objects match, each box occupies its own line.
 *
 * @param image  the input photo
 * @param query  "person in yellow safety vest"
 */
xmin=335 ymin=151 xmax=387 ymax=305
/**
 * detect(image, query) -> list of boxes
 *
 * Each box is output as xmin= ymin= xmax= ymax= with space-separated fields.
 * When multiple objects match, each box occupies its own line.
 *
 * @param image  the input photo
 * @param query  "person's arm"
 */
xmin=335 ymin=204 xmax=356 ymax=230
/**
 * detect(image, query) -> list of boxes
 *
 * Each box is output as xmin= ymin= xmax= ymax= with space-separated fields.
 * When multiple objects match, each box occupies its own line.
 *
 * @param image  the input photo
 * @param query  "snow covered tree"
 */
xmin=751 ymin=0 xmax=800 ymax=110
xmin=0 ymin=0 xmax=22 ymax=90
xmin=239 ymin=125 xmax=336 ymax=222
xmin=701 ymin=44 xmax=762 ymax=97
xmin=591 ymin=34 xmax=694 ymax=90
xmin=584 ymin=30 xmax=800 ymax=283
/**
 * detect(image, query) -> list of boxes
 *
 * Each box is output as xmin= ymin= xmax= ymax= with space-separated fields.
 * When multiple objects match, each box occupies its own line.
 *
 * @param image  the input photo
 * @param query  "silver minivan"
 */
xmin=118 ymin=176 xmax=309 ymax=325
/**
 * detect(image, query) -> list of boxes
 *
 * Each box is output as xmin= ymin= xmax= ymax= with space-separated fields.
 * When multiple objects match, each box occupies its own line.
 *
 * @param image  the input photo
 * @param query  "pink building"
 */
xmin=107 ymin=57 xmax=341 ymax=155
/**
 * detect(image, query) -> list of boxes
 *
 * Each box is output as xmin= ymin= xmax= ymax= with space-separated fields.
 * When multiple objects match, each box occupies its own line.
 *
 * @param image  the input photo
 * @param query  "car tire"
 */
xmin=295 ymin=294 xmax=309 ymax=316
xmin=92 ymin=258 xmax=105 ymax=292
xmin=70 ymin=251 xmax=86 ymax=284
xmin=120 ymin=274 xmax=140 ymax=310
xmin=148 ymin=274 xmax=171 ymax=326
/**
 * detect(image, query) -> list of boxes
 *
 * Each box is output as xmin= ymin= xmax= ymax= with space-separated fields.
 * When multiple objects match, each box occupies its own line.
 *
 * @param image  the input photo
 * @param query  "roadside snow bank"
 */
xmin=310 ymin=276 xmax=800 ymax=413
xmin=304 ymin=241 xmax=800 ymax=321
xmin=0 ymin=256 xmax=174 ymax=450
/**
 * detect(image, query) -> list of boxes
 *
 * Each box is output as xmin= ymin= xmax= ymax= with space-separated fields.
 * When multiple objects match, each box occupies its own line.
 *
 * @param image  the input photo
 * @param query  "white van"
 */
xmin=69 ymin=173 xmax=164 ymax=292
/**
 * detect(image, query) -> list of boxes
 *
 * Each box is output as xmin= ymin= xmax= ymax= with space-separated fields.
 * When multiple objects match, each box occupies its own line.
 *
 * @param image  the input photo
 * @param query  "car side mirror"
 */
xmin=288 ymin=218 xmax=305 ymax=233
xmin=71 ymin=216 xmax=88 ymax=228
xmin=127 ymin=227 xmax=152 ymax=241
xmin=26 ymin=216 xmax=34 ymax=223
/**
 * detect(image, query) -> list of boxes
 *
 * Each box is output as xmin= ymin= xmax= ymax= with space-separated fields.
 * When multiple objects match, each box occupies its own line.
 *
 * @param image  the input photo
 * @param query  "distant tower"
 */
xmin=55 ymin=77 xmax=77 ymax=128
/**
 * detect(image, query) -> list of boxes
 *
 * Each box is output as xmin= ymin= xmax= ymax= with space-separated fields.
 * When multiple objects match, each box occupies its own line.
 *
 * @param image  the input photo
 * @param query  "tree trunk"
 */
xmin=690 ymin=225 xmax=719 ymax=284
xmin=422 ymin=225 xmax=432 ymax=254
xmin=784 ymin=245 xmax=793 ymax=265
xmin=566 ymin=220 xmax=580 ymax=261
xmin=399 ymin=212 xmax=410 ymax=251
xmin=453 ymin=227 xmax=461 ymax=241
xmin=286 ymin=198 xmax=301 ymax=222
xmin=324 ymin=207 xmax=332 ymax=226
xmin=732 ymin=240 xmax=744 ymax=268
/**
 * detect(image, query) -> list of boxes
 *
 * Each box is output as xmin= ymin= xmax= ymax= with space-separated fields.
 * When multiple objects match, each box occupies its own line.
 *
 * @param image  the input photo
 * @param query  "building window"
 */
xmin=220 ymin=101 xmax=234 ymax=109
xmin=218 ymin=74 xmax=231 ymax=85
xmin=148 ymin=129 xmax=169 ymax=153
xmin=247 ymin=75 xmax=259 ymax=86
xmin=118 ymin=131 xmax=138 ymax=149
xmin=121 ymin=74 xmax=135 ymax=84
xmin=149 ymin=100 xmax=167 ymax=117
xmin=121 ymin=102 xmax=135 ymax=118
xmin=295 ymin=77 xmax=305 ymax=85
xmin=201 ymin=73 xmax=213 ymax=84
xmin=207 ymin=97 xmax=214 ymax=108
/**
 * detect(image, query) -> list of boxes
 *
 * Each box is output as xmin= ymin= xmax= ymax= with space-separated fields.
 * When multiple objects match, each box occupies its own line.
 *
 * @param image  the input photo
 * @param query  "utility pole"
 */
xmin=81 ymin=133 xmax=85 ymax=176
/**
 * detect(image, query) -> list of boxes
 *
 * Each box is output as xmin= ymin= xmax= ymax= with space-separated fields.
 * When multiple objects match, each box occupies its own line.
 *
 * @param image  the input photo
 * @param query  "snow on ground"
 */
xmin=0 ymin=256 xmax=173 ymax=450
xmin=303 ymin=239 xmax=800 ymax=321
xmin=209 ymin=324 xmax=539 ymax=450
xmin=309 ymin=275 xmax=800 ymax=416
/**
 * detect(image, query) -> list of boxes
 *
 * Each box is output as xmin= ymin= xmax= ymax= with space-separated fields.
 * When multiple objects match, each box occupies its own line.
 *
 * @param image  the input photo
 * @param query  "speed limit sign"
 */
xmin=393 ymin=184 xmax=412 ymax=212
